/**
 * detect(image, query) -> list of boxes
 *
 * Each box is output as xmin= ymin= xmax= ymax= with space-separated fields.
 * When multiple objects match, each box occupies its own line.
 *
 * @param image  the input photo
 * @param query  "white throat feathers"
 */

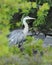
xmin=23 ymin=19 xmax=29 ymax=36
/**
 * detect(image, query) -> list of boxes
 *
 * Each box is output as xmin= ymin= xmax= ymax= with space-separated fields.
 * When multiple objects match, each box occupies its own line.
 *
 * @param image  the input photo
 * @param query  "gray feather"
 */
xmin=8 ymin=30 xmax=25 ymax=46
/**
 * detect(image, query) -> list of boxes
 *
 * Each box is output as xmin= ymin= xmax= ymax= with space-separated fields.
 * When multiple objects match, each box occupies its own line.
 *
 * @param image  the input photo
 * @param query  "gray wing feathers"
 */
xmin=8 ymin=30 xmax=25 ymax=45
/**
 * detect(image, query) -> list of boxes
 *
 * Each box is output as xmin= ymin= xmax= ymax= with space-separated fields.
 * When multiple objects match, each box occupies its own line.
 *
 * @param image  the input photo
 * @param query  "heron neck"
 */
xmin=23 ymin=20 xmax=29 ymax=35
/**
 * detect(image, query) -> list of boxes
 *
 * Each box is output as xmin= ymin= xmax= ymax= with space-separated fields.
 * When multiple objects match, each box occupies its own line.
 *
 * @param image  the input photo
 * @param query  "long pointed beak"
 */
xmin=29 ymin=17 xmax=35 ymax=19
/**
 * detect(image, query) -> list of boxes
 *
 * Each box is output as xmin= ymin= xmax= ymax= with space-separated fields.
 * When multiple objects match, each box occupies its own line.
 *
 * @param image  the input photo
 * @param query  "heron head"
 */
xmin=23 ymin=16 xmax=35 ymax=20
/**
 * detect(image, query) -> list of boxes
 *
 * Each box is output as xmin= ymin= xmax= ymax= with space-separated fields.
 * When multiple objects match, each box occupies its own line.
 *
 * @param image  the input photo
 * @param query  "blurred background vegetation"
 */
xmin=0 ymin=0 xmax=52 ymax=65
xmin=0 ymin=0 xmax=52 ymax=34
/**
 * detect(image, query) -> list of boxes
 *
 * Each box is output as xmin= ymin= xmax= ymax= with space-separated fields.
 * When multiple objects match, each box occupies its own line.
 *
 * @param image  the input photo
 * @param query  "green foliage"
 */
xmin=0 ymin=34 xmax=9 ymax=56
xmin=32 ymin=2 xmax=37 ymax=8
xmin=36 ymin=0 xmax=52 ymax=6
xmin=37 ymin=3 xmax=50 ymax=16
xmin=21 ymin=36 xmax=43 ymax=56
xmin=33 ymin=3 xmax=50 ymax=29
xmin=0 ymin=35 xmax=52 ymax=65
xmin=0 ymin=0 xmax=52 ymax=65
xmin=0 ymin=0 xmax=37 ymax=32
xmin=0 ymin=45 xmax=9 ymax=56
xmin=9 ymin=45 xmax=21 ymax=55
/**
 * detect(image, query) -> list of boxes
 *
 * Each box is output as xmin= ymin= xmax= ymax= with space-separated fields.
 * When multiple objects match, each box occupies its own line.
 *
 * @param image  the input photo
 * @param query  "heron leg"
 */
xmin=18 ymin=43 xmax=22 ymax=48
xmin=18 ymin=41 xmax=24 ymax=52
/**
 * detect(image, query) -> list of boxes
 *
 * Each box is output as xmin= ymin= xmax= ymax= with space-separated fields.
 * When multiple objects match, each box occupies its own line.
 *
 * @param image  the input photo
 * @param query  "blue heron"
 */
xmin=8 ymin=16 xmax=35 ymax=47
